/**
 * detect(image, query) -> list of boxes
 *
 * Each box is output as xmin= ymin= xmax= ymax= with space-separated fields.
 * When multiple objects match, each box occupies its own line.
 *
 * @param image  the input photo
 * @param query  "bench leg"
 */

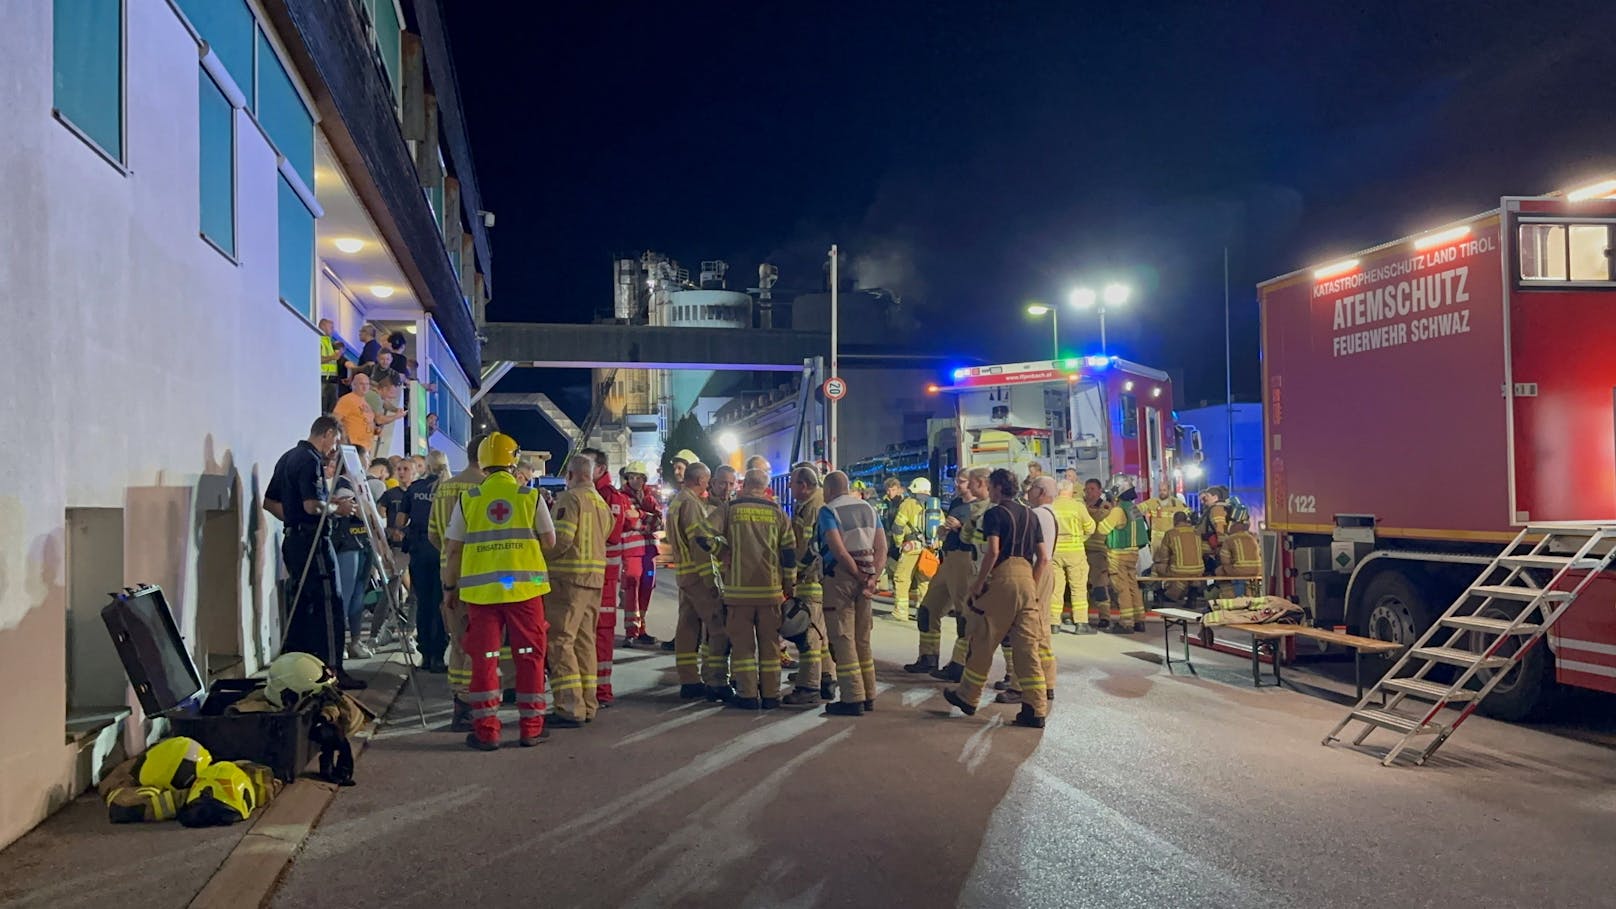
xmin=1273 ymin=640 xmax=1282 ymax=687
xmin=1250 ymin=639 xmax=1261 ymax=686
xmin=1163 ymin=619 xmax=1173 ymax=668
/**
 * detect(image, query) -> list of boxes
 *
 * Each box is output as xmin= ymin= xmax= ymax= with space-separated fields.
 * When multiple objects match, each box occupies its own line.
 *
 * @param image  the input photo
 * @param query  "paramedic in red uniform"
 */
xmin=584 ymin=448 xmax=634 ymax=705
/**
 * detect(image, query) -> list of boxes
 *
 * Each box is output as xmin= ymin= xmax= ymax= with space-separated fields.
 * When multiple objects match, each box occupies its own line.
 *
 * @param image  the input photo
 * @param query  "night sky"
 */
xmin=447 ymin=0 xmax=1616 ymax=454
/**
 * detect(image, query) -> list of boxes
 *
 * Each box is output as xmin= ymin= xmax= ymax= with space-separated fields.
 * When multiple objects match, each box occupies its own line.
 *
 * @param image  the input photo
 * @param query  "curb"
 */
xmin=186 ymin=656 xmax=417 ymax=909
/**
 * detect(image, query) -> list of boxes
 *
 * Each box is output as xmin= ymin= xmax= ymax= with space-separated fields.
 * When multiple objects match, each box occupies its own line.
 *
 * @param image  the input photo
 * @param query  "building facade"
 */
xmin=0 ymin=0 xmax=490 ymax=848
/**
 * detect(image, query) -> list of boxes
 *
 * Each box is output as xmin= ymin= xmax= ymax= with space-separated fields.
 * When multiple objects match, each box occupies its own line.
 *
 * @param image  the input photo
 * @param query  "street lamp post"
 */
xmin=1068 ymin=283 xmax=1131 ymax=357
xmin=1026 ymin=303 xmax=1058 ymax=360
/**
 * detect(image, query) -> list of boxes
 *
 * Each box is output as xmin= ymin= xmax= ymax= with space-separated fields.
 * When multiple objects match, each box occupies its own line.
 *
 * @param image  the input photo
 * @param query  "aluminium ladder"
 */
xmin=1323 ymin=522 xmax=1616 ymax=766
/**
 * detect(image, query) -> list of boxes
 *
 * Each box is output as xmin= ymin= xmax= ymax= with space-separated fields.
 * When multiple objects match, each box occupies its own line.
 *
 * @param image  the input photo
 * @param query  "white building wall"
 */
xmin=0 ymin=2 xmax=322 ymax=849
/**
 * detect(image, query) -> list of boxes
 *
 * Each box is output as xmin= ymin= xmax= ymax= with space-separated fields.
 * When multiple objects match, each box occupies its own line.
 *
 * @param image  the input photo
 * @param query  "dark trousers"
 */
xmin=282 ymin=527 xmax=345 ymax=671
xmin=410 ymin=544 xmax=447 ymax=665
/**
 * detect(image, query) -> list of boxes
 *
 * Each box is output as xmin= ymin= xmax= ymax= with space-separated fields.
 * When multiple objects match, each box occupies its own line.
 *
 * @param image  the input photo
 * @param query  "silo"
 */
xmin=661 ymin=288 xmax=752 ymax=420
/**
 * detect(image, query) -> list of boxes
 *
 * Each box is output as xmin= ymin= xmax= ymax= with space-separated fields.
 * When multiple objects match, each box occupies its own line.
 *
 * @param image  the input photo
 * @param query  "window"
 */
xmin=429 ymin=365 xmax=470 ymax=447
xmin=53 ymin=0 xmax=124 ymax=162
xmin=370 ymin=0 xmax=402 ymax=109
xmin=278 ymin=175 xmax=315 ymax=317
xmin=1119 ymin=393 xmax=1138 ymax=439
xmin=254 ymin=28 xmax=313 ymax=181
xmin=1519 ymin=221 xmax=1615 ymax=283
xmin=199 ymin=68 xmax=235 ymax=255
xmin=175 ymin=0 xmax=253 ymax=106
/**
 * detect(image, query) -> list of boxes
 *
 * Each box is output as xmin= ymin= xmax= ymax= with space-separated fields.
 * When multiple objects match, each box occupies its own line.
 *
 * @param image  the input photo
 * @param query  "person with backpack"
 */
xmin=888 ymin=477 xmax=941 ymax=622
xmin=1098 ymin=481 xmax=1152 ymax=633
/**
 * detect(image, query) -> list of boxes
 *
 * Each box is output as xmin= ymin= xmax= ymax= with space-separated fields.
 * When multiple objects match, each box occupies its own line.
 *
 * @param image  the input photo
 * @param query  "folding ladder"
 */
xmin=1323 ymin=522 xmax=1616 ymax=766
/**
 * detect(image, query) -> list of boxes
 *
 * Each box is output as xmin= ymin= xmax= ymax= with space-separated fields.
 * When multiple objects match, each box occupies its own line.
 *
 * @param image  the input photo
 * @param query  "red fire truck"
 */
xmin=934 ymin=357 xmax=1181 ymax=493
xmin=1260 ymin=183 xmax=1616 ymax=719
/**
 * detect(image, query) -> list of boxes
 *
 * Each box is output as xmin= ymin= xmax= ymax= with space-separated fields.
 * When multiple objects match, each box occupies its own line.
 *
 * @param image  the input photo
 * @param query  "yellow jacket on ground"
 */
xmin=668 ymin=488 xmax=719 ymax=578
xmin=714 ymin=495 xmax=794 ymax=606
xmin=545 ymin=484 xmax=611 ymax=588
xmin=1051 ymin=496 xmax=1096 ymax=553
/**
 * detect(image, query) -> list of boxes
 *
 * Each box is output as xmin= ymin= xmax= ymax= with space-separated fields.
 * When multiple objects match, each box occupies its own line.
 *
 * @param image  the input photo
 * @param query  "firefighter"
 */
xmin=618 ymin=461 xmax=662 ymax=647
xmin=1141 ymin=480 xmax=1190 ymax=550
xmin=540 ymin=454 xmax=612 ymax=728
xmin=669 ymin=449 xmax=700 ymax=485
xmin=943 ymin=468 xmax=1051 ymax=729
xmin=1048 ymin=478 xmax=1097 ymax=634
xmin=907 ymin=469 xmax=978 ymax=674
xmin=1153 ymin=512 xmax=1209 ymax=604
xmin=716 ymin=469 xmax=795 ymax=709
xmin=785 ymin=465 xmax=836 ymax=705
xmin=889 ymin=477 xmax=939 ymax=622
xmin=930 ymin=468 xmax=993 ymax=682
xmin=818 ymin=470 xmax=887 ymax=715
xmin=439 ymin=433 xmax=555 ymax=750
xmin=711 ymin=464 xmax=738 ymax=505
xmin=584 ymin=448 xmax=633 ymax=705
xmin=1216 ymin=518 xmax=1263 ymax=598
xmin=1098 ymin=484 xmax=1151 ymax=633
xmin=1082 ymin=478 xmax=1113 ymax=628
xmin=669 ymin=463 xmax=732 ymax=701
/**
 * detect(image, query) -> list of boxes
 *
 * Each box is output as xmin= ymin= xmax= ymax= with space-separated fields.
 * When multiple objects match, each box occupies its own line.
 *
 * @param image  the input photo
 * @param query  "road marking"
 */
xmin=959 ymin=713 xmax=1004 ymax=774
xmin=615 ymin=706 xmax=726 ymax=747
xmin=902 ymin=687 xmax=938 ymax=707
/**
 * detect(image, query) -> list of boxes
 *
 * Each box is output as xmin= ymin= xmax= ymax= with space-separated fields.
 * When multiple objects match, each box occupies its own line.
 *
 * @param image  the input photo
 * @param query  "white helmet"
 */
xmin=908 ymin=477 xmax=932 ymax=495
xmin=266 ymin=652 xmax=336 ymax=709
xmin=779 ymin=597 xmax=812 ymax=640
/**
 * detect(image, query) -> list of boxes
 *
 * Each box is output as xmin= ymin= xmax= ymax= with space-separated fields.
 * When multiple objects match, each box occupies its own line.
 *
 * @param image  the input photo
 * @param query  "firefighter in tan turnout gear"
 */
xmin=907 ymin=468 xmax=982 ymax=675
xmin=1216 ymin=519 xmax=1263 ymax=597
xmin=669 ymin=463 xmax=733 ymax=701
xmin=715 ymin=469 xmax=796 ymax=709
xmin=785 ymin=465 xmax=836 ymax=705
xmin=1153 ymin=511 xmax=1209 ymax=604
xmin=541 ymin=454 xmax=612 ymax=728
xmin=1048 ymin=477 xmax=1097 ymax=634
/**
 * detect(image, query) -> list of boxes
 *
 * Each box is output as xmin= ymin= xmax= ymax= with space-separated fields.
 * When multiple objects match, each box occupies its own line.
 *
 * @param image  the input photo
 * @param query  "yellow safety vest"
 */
xmin=1050 ymin=497 xmax=1095 ymax=553
xmin=319 ymin=335 xmax=337 ymax=376
xmin=457 ymin=472 xmax=550 ymax=604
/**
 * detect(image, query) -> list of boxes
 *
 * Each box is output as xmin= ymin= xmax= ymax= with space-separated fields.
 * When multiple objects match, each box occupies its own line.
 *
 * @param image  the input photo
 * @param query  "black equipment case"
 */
xmin=102 ymin=585 xmax=313 ymax=781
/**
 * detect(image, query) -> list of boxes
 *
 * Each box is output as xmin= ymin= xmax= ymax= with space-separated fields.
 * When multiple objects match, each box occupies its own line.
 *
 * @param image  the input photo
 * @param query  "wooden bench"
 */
xmin=1288 ymin=627 xmax=1404 ymax=701
xmin=1150 ymin=607 xmax=1206 ymax=671
xmin=1224 ymin=623 xmax=1302 ymax=688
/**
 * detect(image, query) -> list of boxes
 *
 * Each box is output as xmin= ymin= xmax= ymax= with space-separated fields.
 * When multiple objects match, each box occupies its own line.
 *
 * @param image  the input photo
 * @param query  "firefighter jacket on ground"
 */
xmin=668 ymin=487 xmax=720 ymax=578
xmin=1141 ymin=494 xmax=1190 ymax=536
xmin=1153 ymin=525 xmax=1208 ymax=577
xmin=1051 ymin=496 xmax=1097 ymax=553
xmin=1218 ymin=530 xmax=1262 ymax=577
xmin=1084 ymin=499 xmax=1112 ymax=552
xmin=714 ymin=494 xmax=795 ymax=606
xmin=545 ymin=484 xmax=612 ymax=588
xmin=791 ymin=489 xmax=826 ymax=598
xmin=458 ymin=471 xmax=552 ymax=603
xmin=596 ymin=473 xmax=634 ymax=572
xmin=1101 ymin=502 xmax=1150 ymax=551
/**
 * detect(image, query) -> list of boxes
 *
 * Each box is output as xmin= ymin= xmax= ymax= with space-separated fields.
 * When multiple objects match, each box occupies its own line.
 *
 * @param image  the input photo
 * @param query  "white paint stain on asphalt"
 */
xmin=614 ymin=706 xmax=726 ymax=747
xmin=294 ymin=785 xmax=491 ymax=861
xmin=902 ymin=686 xmax=938 ymax=708
xmin=959 ymin=714 xmax=1004 ymax=774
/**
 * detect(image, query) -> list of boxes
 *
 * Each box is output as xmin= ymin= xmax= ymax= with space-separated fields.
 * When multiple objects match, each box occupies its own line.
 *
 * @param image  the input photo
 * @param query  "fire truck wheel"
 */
xmin=1351 ymin=570 xmax=1432 ymax=659
xmin=1466 ymin=604 xmax=1557 ymax=722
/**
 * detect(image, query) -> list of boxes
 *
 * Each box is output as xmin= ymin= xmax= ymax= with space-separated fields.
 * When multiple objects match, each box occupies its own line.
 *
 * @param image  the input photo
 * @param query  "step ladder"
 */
xmin=1323 ymin=522 xmax=1616 ymax=766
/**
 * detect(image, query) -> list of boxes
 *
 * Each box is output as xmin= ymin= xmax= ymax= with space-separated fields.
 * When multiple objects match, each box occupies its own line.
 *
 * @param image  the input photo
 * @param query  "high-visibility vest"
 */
xmin=1051 ymin=497 xmax=1095 ymax=553
xmin=457 ymin=472 xmax=550 ymax=604
xmin=319 ymin=335 xmax=337 ymax=376
xmin=1105 ymin=503 xmax=1150 ymax=551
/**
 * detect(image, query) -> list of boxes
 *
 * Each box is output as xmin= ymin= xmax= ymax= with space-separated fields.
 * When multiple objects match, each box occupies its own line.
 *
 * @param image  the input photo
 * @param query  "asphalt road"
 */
xmin=273 ymin=577 xmax=1616 ymax=909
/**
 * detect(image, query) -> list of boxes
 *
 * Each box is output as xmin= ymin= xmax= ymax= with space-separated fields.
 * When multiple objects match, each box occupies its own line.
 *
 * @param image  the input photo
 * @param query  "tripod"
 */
xmin=281 ymin=438 xmax=427 ymax=728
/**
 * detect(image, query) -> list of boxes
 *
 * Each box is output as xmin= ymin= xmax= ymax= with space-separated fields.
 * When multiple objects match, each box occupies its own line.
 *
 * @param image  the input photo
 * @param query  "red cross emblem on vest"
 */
xmin=487 ymin=499 xmax=513 ymax=524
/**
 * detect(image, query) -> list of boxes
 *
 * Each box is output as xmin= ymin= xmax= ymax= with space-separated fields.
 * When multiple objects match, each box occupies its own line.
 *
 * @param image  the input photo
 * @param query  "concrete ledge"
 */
xmin=186 ymin=656 xmax=414 ymax=909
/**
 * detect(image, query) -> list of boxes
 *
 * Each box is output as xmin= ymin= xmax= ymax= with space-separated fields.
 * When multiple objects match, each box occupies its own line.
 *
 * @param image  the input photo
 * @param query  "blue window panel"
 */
xmin=52 ymin=0 xmax=123 ymax=160
xmin=199 ymin=69 xmax=235 ymax=255
xmin=374 ymin=0 xmax=402 ymax=106
xmin=175 ymin=0 xmax=253 ymax=107
xmin=429 ymin=365 xmax=470 ymax=448
xmin=255 ymin=28 xmax=313 ymax=180
xmin=278 ymin=176 xmax=315 ymax=318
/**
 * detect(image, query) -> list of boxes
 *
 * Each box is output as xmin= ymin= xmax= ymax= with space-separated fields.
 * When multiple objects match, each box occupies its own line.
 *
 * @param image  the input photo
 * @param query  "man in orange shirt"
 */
xmin=333 ymin=371 xmax=377 ymax=457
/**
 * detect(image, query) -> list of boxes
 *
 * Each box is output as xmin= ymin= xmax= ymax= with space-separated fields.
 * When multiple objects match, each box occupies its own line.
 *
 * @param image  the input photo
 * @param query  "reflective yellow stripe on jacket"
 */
xmin=546 ymin=486 xmax=610 ymax=584
xmin=670 ymin=489 xmax=717 ymax=578
xmin=457 ymin=472 xmax=550 ymax=604
xmin=792 ymin=491 xmax=824 ymax=598
xmin=719 ymin=497 xmax=791 ymax=607
xmin=1051 ymin=497 xmax=1096 ymax=552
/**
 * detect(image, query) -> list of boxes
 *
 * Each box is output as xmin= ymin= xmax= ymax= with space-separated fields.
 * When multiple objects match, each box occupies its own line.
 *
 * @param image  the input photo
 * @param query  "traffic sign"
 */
xmin=823 ymin=377 xmax=847 ymax=400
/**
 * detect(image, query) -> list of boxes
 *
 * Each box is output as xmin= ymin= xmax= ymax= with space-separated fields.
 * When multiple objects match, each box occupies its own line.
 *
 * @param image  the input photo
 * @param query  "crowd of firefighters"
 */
xmin=397 ymin=422 xmax=1263 ymax=747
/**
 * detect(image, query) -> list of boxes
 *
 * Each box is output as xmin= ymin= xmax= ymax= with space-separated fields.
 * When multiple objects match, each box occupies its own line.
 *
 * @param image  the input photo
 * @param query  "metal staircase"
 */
xmin=1324 ymin=522 xmax=1616 ymax=766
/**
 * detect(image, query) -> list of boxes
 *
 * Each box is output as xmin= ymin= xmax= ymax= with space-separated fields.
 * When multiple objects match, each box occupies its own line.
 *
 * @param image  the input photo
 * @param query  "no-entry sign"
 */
xmin=823 ymin=377 xmax=847 ymax=400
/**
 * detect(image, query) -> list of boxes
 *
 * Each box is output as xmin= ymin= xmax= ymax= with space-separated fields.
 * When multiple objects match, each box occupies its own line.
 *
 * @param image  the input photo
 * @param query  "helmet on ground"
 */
xmin=625 ymin=460 xmax=649 ymax=476
xmin=779 ymin=597 xmax=812 ymax=640
xmin=266 ymin=651 xmax=336 ymax=709
xmin=135 ymin=736 xmax=212 ymax=790
xmin=673 ymin=449 xmax=700 ymax=465
xmin=178 ymin=762 xmax=257 ymax=827
xmin=909 ymin=477 xmax=932 ymax=495
xmin=478 ymin=432 xmax=520 ymax=469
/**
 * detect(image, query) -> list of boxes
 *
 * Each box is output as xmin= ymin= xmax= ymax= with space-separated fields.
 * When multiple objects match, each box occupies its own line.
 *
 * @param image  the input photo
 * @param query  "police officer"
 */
xmin=264 ymin=416 xmax=365 ymax=690
xmin=404 ymin=451 xmax=447 ymax=673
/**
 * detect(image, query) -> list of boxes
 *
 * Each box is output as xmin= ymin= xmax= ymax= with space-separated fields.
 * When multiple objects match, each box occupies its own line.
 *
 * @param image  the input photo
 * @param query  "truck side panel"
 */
xmin=1261 ymin=216 xmax=1511 ymax=538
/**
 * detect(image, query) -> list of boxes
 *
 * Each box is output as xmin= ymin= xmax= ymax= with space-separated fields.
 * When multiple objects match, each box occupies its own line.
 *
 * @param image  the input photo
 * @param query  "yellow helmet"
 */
xmin=136 ymin=736 xmax=212 ymax=790
xmin=673 ymin=449 xmax=700 ymax=465
xmin=266 ymin=651 xmax=336 ymax=709
xmin=178 ymin=762 xmax=258 ymax=827
xmin=624 ymin=460 xmax=650 ymax=476
xmin=478 ymin=432 xmax=521 ymax=469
